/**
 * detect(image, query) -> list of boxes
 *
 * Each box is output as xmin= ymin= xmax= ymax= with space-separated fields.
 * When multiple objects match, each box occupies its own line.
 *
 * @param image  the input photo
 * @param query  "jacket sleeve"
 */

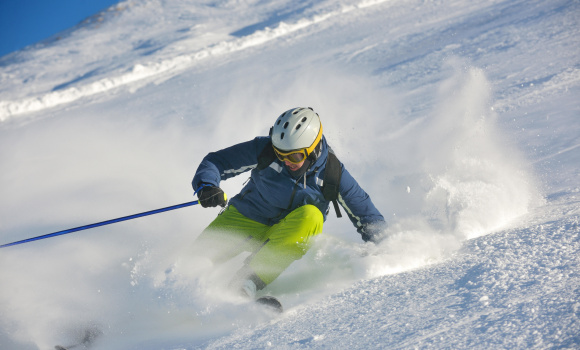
xmin=337 ymin=166 xmax=387 ymax=243
xmin=192 ymin=137 xmax=269 ymax=190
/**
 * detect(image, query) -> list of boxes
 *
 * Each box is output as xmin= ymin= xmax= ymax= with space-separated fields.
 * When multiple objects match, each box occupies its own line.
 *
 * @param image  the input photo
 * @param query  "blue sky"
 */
xmin=0 ymin=0 xmax=120 ymax=58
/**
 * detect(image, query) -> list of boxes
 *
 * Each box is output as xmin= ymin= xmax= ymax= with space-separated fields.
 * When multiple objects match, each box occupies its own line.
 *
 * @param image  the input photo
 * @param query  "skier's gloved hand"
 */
xmin=198 ymin=185 xmax=227 ymax=208
xmin=359 ymin=220 xmax=388 ymax=244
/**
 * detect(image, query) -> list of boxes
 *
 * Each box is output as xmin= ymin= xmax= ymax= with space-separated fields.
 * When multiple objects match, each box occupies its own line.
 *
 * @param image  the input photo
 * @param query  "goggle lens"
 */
xmin=274 ymin=149 xmax=306 ymax=164
xmin=285 ymin=152 xmax=305 ymax=163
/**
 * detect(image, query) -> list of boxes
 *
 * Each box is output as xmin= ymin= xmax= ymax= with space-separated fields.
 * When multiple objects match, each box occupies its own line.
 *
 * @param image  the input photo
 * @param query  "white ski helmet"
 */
xmin=270 ymin=107 xmax=323 ymax=154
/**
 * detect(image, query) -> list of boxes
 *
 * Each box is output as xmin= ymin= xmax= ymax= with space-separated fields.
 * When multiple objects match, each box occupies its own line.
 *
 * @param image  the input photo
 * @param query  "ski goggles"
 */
xmin=272 ymin=124 xmax=324 ymax=164
xmin=273 ymin=147 xmax=308 ymax=164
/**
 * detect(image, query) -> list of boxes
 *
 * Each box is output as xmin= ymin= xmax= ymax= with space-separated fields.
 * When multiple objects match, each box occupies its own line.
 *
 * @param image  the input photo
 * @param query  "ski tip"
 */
xmin=256 ymin=296 xmax=283 ymax=313
xmin=55 ymin=325 xmax=103 ymax=350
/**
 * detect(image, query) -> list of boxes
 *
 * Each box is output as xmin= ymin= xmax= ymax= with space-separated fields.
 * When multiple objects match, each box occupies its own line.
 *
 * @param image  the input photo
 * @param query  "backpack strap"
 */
xmin=322 ymin=151 xmax=343 ymax=218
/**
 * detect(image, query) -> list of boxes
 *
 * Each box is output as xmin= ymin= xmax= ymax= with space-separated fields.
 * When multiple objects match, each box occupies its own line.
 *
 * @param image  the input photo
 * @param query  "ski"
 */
xmin=256 ymin=296 xmax=283 ymax=313
xmin=54 ymin=327 xmax=102 ymax=350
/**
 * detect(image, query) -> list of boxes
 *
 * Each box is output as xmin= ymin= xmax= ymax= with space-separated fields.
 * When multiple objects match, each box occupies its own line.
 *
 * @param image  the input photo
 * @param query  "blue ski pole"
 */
xmin=0 ymin=200 xmax=199 ymax=249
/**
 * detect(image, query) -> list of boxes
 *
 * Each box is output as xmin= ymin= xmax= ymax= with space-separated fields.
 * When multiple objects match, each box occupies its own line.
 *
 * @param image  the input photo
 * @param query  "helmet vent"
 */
xmin=295 ymin=124 xmax=302 ymax=130
xmin=277 ymin=120 xmax=281 ymax=125
xmin=301 ymin=117 xmax=307 ymax=122
xmin=283 ymin=121 xmax=289 ymax=129
xmin=280 ymin=132 xmax=285 ymax=140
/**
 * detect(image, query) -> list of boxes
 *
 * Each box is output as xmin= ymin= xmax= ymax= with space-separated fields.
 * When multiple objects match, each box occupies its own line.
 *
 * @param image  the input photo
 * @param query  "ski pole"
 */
xmin=0 ymin=200 xmax=199 ymax=249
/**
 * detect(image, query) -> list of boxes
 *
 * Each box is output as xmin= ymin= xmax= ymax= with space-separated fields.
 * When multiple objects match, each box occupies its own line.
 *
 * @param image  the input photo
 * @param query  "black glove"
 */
xmin=359 ymin=220 xmax=388 ymax=244
xmin=198 ymin=185 xmax=227 ymax=208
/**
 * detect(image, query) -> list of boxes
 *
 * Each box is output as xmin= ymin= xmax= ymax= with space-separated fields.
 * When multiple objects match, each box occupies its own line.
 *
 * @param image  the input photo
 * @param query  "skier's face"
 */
xmin=284 ymin=159 xmax=305 ymax=171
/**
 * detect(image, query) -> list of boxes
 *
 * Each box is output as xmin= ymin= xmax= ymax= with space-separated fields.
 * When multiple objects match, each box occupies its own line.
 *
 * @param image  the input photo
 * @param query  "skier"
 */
xmin=191 ymin=107 xmax=386 ymax=301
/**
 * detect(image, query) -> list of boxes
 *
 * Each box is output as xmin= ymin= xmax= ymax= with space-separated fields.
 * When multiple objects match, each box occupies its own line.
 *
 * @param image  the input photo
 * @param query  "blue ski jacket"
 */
xmin=192 ymin=136 xmax=386 ymax=242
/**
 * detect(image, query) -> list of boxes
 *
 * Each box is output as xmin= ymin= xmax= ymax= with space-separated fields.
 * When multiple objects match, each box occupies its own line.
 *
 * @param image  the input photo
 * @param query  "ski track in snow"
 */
xmin=0 ymin=0 xmax=390 ymax=122
xmin=0 ymin=0 xmax=579 ymax=349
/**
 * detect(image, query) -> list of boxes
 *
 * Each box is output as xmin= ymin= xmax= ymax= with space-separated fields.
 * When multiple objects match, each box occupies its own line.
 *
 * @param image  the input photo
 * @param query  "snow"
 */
xmin=0 ymin=0 xmax=578 ymax=349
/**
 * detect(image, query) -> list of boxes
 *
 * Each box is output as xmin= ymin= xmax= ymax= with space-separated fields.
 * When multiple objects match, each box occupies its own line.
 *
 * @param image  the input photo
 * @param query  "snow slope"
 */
xmin=0 ymin=0 xmax=578 ymax=349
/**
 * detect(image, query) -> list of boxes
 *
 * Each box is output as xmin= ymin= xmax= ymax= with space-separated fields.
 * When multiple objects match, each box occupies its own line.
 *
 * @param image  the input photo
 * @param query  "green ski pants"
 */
xmin=192 ymin=204 xmax=324 ymax=287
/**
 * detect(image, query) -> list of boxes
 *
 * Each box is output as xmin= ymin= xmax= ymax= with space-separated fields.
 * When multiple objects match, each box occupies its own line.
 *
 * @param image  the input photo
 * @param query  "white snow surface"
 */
xmin=0 ymin=0 xmax=579 ymax=349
